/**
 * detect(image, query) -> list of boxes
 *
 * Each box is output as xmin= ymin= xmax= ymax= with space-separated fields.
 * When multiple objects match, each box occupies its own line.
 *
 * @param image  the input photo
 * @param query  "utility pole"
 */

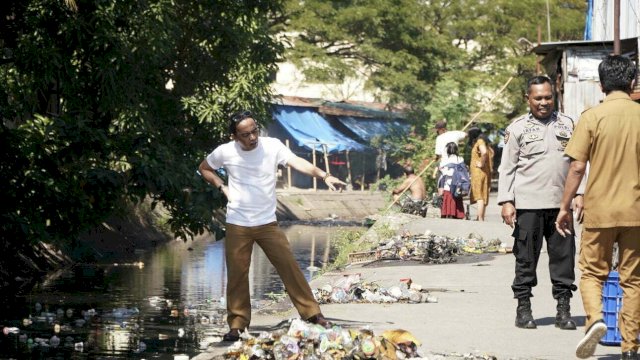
xmin=613 ymin=0 xmax=620 ymax=55
xmin=537 ymin=25 xmax=542 ymax=74
xmin=546 ymin=0 xmax=552 ymax=42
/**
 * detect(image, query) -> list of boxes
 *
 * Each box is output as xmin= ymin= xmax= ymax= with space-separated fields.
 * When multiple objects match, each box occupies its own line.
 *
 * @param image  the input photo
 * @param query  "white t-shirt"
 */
xmin=206 ymin=137 xmax=295 ymax=227
xmin=435 ymin=130 xmax=467 ymax=166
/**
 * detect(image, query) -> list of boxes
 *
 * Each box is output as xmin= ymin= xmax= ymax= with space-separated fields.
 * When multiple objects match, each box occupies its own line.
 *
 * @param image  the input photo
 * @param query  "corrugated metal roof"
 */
xmin=335 ymin=116 xmax=410 ymax=143
xmin=533 ymin=37 xmax=638 ymax=54
xmin=273 ymin=96 xmax=406 ymax=119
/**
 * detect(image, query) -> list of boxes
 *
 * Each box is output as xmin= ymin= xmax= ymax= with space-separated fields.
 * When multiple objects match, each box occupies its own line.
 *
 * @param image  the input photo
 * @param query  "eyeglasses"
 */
xmin=232 ymin=111 xmax=252 ymax=122
xmin=237 ymin=126 xmax=260 ymax=139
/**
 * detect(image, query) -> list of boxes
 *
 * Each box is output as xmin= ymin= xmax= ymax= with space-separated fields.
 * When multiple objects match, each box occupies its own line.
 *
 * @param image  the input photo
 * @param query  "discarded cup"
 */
xmin=425 ymin=295 xmax=438 ymax=303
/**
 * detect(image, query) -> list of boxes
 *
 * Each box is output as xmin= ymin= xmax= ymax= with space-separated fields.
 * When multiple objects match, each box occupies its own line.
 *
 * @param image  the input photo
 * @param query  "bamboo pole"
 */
xmin=286 ymin=139 xmax=292 ymax=188
xmin=385 ymin=76 xmax=514 ymax=212
xmin=312 ymin=147 xmax=317 ymax=191
xmin=384 ymin=159 xmax=436 ymax=212
xmin=461 ymin=76 xmax=514 ymax=132
xmin=613 ymin=0 xmax=620 ymax=55
xmin=322 ymin=143 xmax=331 ymax=185
xmin=361 ymin=155 xmax=366 ymax=192
xmin=346 ymin=150 xmax=353 ymax=190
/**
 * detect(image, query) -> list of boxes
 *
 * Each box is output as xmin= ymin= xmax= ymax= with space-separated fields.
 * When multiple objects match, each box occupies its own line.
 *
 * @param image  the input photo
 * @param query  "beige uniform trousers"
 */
xmin=580 ymin=227 xmax=640 ymax=352
xmin=224 ymin=222 xmax=321 ymax=330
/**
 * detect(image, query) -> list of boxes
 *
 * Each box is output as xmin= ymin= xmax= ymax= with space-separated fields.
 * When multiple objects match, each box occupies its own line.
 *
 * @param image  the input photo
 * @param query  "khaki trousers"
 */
xmin=579 ymin=227 xmax=640 ymax=352
xmin=224 ymin=222 xmax=321 ymax=330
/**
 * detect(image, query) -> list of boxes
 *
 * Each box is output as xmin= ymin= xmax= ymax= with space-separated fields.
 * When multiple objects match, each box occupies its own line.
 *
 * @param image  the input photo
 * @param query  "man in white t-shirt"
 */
xmin=432 ymin=120 xmax=467 ymax=178
xmin=198 ymin=110 xmax=346 ymax=341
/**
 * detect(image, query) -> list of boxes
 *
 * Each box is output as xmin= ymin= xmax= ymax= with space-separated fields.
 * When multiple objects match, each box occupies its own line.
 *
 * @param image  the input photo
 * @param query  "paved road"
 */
xmin=196 ymin=193 xmax=622 ymax=360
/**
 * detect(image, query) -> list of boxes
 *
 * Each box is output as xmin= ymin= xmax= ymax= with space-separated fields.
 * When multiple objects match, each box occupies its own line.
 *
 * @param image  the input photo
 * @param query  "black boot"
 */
xmin=515 ymin=298 xmax=537 ymax=329
xmin=555 ymin=296 xmax=577 ymax=330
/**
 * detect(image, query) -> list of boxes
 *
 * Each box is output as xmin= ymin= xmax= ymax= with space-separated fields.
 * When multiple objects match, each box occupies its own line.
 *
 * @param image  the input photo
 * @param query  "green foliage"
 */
xmin=281 ymin=0 xmax=586 ymax=148
xmin=370 ymin=175 xmax=400 ymax=200
xmin=372 ymin=223 xmax=397 ymax=241
xmin=282 ymin=0 xmax=451 ymax=111
xmin=0 ymin=0 xmax=284 ymax=246
xmin=323 ymin=228 xmax=367 ymax=272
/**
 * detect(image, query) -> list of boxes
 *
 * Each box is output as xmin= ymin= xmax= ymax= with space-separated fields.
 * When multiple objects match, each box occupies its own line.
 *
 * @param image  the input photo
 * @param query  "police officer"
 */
xmin=497 ymin=75 xmax=580 ymax=330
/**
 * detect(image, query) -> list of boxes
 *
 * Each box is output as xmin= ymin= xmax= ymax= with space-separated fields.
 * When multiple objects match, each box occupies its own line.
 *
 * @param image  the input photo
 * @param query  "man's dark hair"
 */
xmin=598 ymin=55 xmax=637 ymax=93
xmin=468 ymin=126 xmax=481 ymax=143
xmin=228 ymin=110 xmax=253 ymax=134
xmin=445 ymin=142 xmax=459 ymax=156
xmin=403 ymin=165 xmax=415 ymax=175
xmin=526 ymin=75 xmax=554 ymax=95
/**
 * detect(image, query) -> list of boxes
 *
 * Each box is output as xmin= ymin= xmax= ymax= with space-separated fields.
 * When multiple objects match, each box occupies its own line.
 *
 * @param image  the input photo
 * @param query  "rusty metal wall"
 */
xmin=562 ymin=48 xmax=609 ymax=119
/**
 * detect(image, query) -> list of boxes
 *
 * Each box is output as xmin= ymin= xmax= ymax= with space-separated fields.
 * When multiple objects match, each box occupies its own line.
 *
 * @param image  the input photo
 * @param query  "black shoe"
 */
xmin=576 ymin=320 xmax=607 ymax=359
xmin=622 ymin=351 xmax=639 ymax=360
xmin=555 ymin=296 xmax=577 ymax=330
xmin=515 ymin=298 xmax=537 ymax=329
xmin=221 ymin=328 xmax=242 ymax=342
xmin=307 ymin=313 xmax=332 ymax=329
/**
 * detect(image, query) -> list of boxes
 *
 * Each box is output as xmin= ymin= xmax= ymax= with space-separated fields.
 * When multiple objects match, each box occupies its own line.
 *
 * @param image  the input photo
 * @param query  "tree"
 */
xmin=0 ymin=0 xmax=284 ymax=248
xmin=279 ymin=0 xmax=456 ymax=109
xmin=280 ymin=0 xmax=587 ymax=133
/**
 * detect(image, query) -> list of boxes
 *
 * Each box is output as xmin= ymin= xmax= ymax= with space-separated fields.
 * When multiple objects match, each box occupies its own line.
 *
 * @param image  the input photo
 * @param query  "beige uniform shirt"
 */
xmin=565 ymin=91 xmax=640 ymax=228
xmin=497 ymin=112 xmax=574 ymax=209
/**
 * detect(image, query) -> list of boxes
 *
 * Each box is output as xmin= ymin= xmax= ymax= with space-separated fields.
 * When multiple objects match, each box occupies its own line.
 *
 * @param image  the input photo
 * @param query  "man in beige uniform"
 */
xmin=498 ymin=75 xmax=578 ymax=330
xmin=556 ymin=55 xmax=640 ymax=360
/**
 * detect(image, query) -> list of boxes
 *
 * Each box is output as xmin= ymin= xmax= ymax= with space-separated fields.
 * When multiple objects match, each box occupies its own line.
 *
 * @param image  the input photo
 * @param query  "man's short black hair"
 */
xmin=598 ymin=55 xmax=637 ymax=93
xmin=526 ymin=75 xmax=554 ymax=95
xmin=228 ymin=110 xmax=253 ymax=135
xmin=403 ymin=165 xmax=415 ymax=175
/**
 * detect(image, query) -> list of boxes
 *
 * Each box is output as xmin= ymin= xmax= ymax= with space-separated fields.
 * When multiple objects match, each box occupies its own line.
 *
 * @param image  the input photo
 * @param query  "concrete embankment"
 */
xmin=276 ymin=188 xmax=389 ymax=221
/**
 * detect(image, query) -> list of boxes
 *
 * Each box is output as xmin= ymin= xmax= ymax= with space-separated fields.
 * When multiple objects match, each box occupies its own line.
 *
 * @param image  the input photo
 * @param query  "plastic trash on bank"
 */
xmin=224 ymin=319 xmax=422 ymax=359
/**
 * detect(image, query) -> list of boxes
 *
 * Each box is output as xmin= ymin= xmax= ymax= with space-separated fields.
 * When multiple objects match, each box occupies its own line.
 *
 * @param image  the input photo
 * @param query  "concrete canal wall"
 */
xmin=276 ymin=188 xmax=389 ymax=221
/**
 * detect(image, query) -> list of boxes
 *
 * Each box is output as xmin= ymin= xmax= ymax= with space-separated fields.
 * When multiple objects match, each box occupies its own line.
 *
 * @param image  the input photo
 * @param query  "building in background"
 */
xmin=584 ymin=0 xmax=640 ymax=41
xmin=532 ymin=0 xmax=640 ymax=120
xmin=533 ymin=38 xmax=639 ymax=120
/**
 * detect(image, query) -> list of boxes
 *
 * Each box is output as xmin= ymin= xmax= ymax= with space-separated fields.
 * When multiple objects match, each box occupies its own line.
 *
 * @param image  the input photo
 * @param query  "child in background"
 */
xmin=438 ymin=142 xmax=466 ymax=219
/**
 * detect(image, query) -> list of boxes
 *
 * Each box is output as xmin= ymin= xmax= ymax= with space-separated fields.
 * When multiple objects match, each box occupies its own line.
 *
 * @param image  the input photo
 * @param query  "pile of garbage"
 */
xmin=312 ymin=274 xmax=437 ymax=305
xmin=225 ymin=318 xmax=421 ymax=359
xmin=360 ymin=231 xmax=503 ymax=265
xmin=399 ymin=199 xmax=429 ymax=218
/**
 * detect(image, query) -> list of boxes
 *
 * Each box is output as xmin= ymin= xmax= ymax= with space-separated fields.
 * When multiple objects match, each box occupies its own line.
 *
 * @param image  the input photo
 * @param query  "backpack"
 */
xmin=444 ymin=163 xmax=471 ymax=198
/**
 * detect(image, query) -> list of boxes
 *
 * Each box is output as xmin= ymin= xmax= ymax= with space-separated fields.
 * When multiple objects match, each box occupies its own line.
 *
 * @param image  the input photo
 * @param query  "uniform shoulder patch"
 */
xmin=557 ymin=112 xmax=575 ymax=129
xmin=504 ymin=130 xmax=510 ymax=144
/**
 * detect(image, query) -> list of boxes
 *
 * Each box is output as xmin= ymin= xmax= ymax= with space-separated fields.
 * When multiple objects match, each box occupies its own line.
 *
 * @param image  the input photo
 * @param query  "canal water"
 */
xmin=0 ymin=223 xmax=362 ymax=359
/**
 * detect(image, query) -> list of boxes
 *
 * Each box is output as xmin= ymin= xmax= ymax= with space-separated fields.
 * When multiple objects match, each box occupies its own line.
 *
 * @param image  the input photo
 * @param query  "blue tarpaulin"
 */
xmin=336 ymin=116 xmax=409 ymax=142
xmin=584 ymin=0 xmax=593 ymax=40
xmin=272 ymin=105 xmax=367 ymax=153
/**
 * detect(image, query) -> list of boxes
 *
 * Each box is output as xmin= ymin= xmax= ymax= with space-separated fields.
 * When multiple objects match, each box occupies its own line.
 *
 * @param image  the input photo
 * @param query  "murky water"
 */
xmin=0 ymin=223 xmax=361 ymax=359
